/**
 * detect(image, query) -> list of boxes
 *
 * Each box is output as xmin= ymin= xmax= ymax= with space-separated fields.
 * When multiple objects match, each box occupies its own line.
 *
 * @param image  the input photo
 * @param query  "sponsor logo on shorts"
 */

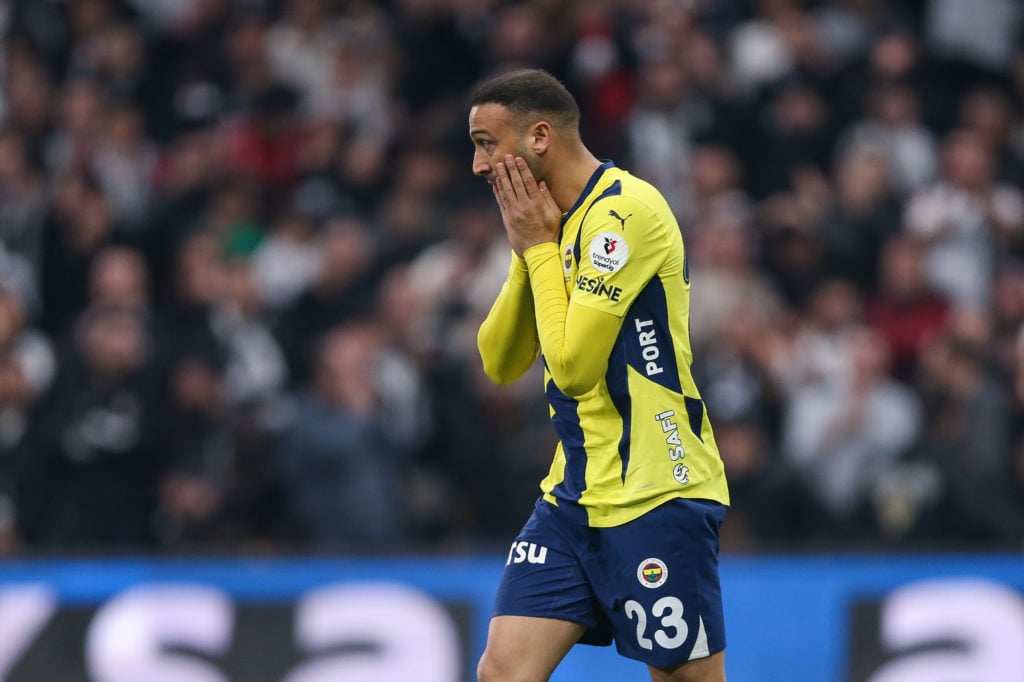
xmin=506 ymin=541 xmax=549 ymax=565
xmin=589 ymin=232 xmax=629 ymax=273
xmin=637 ymin=557 xmax=668 ymax=589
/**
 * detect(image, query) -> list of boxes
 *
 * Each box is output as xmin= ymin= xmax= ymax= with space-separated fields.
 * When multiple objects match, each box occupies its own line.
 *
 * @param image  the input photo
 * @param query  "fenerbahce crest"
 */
xmin=637 ymin=558 xmax=668 ymax=589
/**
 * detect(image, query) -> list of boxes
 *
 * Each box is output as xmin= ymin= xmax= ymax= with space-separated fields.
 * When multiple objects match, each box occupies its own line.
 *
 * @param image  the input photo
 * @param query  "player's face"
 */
xmin=469 ymin=103 xmax=543 ymax=184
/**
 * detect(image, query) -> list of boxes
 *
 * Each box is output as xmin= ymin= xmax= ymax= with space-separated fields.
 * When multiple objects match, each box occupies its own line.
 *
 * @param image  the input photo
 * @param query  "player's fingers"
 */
xmin=493 ymin=167 xmax=508 ymax=208
xmin=492 ymin=182 xmax=508 ymax=218
xmin=515 ymin=157 xmax=538 ymax=198
xmin=538 ymin=180 xmax=561 ymax=217
xmin=495 ymin=160 xmax=517 ymax=201
xmin=537 ymin=179 xmax=554 ymax=204
xmin=505 ymin=155 xmax=530 ymax=199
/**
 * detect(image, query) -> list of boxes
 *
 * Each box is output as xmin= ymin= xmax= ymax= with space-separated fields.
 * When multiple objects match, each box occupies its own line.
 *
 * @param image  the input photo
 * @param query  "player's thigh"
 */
xmin=477 ymin=615 xmax=586 ymax=682
xmin=492 ymin=500 xmax=604 ymax=633
xmin=649 ymin=650 xmax=726 ymax=682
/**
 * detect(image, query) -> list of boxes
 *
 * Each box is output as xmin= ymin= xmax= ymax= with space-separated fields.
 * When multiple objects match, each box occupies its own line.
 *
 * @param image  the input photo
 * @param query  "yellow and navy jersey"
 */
xmin=541 ymin=161 xmax=729 ymax=526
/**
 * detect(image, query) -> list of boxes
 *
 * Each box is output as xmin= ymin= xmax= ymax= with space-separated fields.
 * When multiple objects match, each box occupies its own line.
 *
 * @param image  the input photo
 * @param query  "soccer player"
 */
xmin=470 ymin=69 xmax=730 ymax=682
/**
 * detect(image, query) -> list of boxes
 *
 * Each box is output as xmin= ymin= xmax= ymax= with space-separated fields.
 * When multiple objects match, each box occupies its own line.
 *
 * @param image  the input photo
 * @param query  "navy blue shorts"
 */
xmin=493 ymin=497 xmax=726 ymax=668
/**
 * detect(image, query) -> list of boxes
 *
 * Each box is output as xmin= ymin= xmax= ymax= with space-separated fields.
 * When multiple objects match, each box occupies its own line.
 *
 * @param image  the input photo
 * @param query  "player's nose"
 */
xmin=472 ymin=149 xmax=492 ymax=178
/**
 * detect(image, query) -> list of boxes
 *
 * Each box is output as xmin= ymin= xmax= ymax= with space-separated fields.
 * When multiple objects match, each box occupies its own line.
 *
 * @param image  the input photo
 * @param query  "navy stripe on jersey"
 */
xmin=545 ymin=377 xmax=588 ymax=506
xmin=684 ymin=396 xmax=705 ymax=442
xmin=573 ymin=223 xmax=582 ymax=267
xmin=562 ymin=161 xmax=615 ymax=228
xmin=578 ymin=179 xmax=622 ymax=226
xmin=623 ymin=276 xmax=682 ymax=394
xmin=605 ymin=333 xmax=631 ymax=482
xmin=572 ymin=179 xmax=622 ymax=268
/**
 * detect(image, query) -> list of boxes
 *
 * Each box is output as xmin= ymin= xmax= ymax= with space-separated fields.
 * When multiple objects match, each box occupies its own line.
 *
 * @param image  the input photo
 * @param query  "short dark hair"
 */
xmin=470 ymin=69 xmax=580 ymax=133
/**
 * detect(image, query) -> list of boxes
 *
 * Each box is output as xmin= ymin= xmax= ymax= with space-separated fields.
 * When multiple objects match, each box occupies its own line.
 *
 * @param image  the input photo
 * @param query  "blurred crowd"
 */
xmin=0 ymin=0 xmax=1023 ymax=555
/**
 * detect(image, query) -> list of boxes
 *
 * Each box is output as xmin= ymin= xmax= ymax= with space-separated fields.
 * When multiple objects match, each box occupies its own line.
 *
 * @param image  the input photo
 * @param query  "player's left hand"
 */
xmin=493 ymin=155 xmax=562 ymax=257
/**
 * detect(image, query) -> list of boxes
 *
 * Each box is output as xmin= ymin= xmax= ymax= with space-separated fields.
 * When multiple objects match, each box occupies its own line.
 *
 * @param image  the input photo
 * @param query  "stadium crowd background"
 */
xmin=0 ymin=0 xmax=1022 ymax=555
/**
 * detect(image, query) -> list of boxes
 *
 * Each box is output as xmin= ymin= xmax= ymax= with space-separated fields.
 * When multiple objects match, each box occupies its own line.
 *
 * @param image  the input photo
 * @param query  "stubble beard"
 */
xmin=517 ymin=146 xmax=546 ymax=185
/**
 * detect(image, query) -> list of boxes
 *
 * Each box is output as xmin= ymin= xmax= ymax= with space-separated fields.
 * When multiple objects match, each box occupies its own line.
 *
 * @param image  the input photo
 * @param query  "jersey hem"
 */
xmin=542 ymin=483 xmax=730 ymax=528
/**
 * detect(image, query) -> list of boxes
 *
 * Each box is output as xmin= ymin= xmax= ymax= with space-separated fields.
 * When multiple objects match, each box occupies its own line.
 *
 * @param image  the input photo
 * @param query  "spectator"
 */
xmin=250 ymin=209 xmax=323 ymax=313
xmin=712 ymin=416 xmax=779 ymax=550
xmin=93 ymin=101 xmax=158 ymax=229
xmin=89 ymin=22 xmax=158 ymax=117
xmin=154 ymin=232 xmax=241 ymax=545
xmin=266 ymin=0 xmax=341 ymax=108
xmin=273 ymin=216 xmax=378 ymax=384
xmin=375 ymin=146 xmax=456 ymax=266
xmin=40 ymin=171 xmax=120 ymax=337
xmin=419 ymin=330 xmax=552 ymax=543
xmin=143 ymin=123 xmax=224 ymax=304
xmin=0 ymin=128 xmax=47 ymax=279
xmin=903 ymin=129 xmax=1024 ymax=307
xmin=757 ymin=185 xmax=830 ymax=308
xmin=221 ymin=83 xmax=305 ymax=193
xmin=689 ymin=144 xmax=753 ymax=233
xmin=992 ymin=263 xmax=1024 ymax=373
xmin=812 ymin=0 xmax=897 ymax=66
xmin=2 ymin=51 xmax=57 ymax=146
xmin=750 ymin=77 xmax=832 ymax=197
xmin=688 ymin=209 xmax=783 ymax=353
xmin=838 ymin=81 xmax=938 ymax=194
xmin=832 ymin=23 xmax=933 ymax=132
xmin=782 ymin=326 xmax=922 ymax=538
xmin=567 ymin=1 xmax=635 ymax=159
xmin=276 ymin=321 xmax=421 ymax=549
xmin=88 ymin=246 xmax=151 ymax=314
xmin=820 ymin=145 xmax=903 ymax=290
xmin=925 ymin=0 xmax=1022 ymax=74
xmin=0 ymin=260 xmax=55 ymax=554
xmin=865 ymin=236 xmax=950 ymax=382
xmin=401 ymin=193 xmax=510 ymax=362
xmin=728 ymin=0 xmax=802 ymax=94
xmin=309 ymin=27 xmax=396 ymax=195
xmin=17 ymin=306 xmax=161 ymax=548
xmin=917 ymin=313 xmax=1023 ymax=542
xmin=959 ymin=87 xmax=1024 ymax=187
xmin=624 ymin=54 xmax=695 ymax=215
xmin=216 ymin=255 xmax=288 ymax=407
xmin=483 ymin=2 xmax=565 ymax=74
xmin=773 ymin=278 xmax=863 ymax=401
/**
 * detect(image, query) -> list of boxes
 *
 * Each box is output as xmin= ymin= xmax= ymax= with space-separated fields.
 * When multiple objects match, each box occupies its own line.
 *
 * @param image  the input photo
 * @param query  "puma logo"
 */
xmin=609 ymin=209 xmax=632 ymax=229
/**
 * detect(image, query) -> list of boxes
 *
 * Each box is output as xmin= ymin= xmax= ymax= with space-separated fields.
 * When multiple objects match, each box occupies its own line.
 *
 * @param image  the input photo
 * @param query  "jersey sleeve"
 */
xmin=522 ymin=243 xmax=621 ymax=397
xmin=521 ymin=195 xmax=671 ymax=397
xmin=570 ymin=195 xmax=667 ymax=317
xmin=477 ymin=252 xmax=541 ymax=385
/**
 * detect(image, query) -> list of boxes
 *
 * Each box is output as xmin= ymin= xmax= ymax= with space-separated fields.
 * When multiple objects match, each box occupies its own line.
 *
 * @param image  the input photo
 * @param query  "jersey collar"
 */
xmin=560 ymin=160 xmax=615 ymax=227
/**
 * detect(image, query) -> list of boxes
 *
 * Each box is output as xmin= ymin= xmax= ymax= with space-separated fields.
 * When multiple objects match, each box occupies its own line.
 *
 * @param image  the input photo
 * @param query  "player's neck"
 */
xmin=547 ymin=149 xmax=603 ymax=213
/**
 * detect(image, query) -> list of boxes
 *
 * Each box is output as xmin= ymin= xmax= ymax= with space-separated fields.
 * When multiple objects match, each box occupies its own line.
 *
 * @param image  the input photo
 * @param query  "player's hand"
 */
xmin=493 ymin=155 xmax=561 ymax=256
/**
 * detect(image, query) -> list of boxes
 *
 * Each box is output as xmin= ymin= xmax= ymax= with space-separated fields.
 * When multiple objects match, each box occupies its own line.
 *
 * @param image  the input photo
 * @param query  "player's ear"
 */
xmin=530 ymin=121 xmax=552 ymax=155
